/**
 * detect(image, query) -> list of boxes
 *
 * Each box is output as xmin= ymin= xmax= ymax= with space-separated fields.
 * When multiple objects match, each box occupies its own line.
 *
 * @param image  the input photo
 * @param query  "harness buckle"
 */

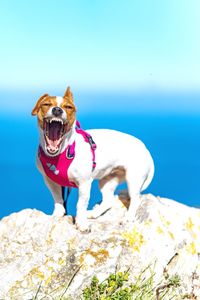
xmin=92 ymin=161 xmax=96 ymax=171
xmin=86 ymin=135 xmax=97 ymax=150
xmin=66 ymin=145 xmax=75 ymax=159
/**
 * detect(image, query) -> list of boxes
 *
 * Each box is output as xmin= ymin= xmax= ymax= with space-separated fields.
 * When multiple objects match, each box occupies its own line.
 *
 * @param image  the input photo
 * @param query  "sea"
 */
xmin=1 ymin=91 xmax=200 ymax=219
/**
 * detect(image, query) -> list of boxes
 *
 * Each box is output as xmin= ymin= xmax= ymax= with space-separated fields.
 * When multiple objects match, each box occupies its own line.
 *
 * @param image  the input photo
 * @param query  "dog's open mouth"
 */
xmin=44 ymin=118 xmax=67 ymax=155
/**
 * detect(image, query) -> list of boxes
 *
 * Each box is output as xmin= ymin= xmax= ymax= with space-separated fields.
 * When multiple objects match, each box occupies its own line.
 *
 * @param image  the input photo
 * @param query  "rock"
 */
xmin=0 ymin=194 xmax=200 ymax=299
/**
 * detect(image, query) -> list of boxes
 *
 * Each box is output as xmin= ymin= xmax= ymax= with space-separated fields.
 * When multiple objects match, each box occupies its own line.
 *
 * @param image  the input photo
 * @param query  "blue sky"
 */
xmin=0 ymin=1 xmax=200 ymax=215
xmin=0 ymin=0 xmax=200 ymax=113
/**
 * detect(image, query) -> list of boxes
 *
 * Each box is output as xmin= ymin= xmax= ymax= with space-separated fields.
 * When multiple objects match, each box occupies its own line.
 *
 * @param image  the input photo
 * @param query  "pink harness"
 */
xmin=38 ymin=121 xmax=96 ymax=188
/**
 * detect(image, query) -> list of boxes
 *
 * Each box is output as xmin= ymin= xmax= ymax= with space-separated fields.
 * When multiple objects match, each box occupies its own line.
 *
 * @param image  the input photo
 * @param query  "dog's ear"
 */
xmin=63 ymin=86 xmax=73 ymax=101
xmin=31 ymin=94 xmax=49 ymax=116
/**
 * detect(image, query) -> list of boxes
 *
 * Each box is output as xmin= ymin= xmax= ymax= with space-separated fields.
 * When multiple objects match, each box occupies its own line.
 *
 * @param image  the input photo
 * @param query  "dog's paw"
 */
xmin=87 ymin=203 xmax=111 ymax=219
xmin=76 ymin=217 xmax=91 ymax=233
xmin=52 ymin=203 xmax=66 ymax=217
xmin=86 ymin=204 xmax=101 ymax=219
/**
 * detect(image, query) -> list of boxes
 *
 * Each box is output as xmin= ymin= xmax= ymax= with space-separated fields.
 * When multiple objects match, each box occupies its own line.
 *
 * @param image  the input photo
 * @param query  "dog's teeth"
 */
xmin=47 ymin=118 xmax=63 ymax=124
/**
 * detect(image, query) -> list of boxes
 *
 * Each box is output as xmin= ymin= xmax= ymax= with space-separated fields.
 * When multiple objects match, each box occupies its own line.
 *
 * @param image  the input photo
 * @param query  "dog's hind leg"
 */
xmin=76 ymin=179 xmax=92 ymax=232
xmin=87 ymin=176 xmax=119 ymax=219
xmin=125 ymin=170 xmax=147 ymax=222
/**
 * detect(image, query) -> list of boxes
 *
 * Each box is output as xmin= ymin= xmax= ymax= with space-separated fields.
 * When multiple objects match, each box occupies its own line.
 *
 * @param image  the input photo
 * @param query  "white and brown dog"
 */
xmin=32 ymin=87 xmax=154 ymax=231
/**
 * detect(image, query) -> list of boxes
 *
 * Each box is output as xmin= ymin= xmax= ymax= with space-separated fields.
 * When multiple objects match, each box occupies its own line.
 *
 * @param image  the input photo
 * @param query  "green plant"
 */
xmin=156 ymin=275 xmax=181 ymax=300
xmin=82 ymin=270 xmax=181 ymax=300
xmin=83 ymin=271 xmax=132 ymax=300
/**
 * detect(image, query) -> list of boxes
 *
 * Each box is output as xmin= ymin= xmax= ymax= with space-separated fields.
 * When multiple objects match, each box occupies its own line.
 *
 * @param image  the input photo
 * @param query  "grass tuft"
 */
xmin=82 ymin=269 xmax=181 ymax=300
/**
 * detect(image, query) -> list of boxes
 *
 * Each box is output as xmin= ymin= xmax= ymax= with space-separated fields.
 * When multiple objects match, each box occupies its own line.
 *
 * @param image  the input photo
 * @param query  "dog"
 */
xmin=32 ymin=87 xmax=154 ymax=232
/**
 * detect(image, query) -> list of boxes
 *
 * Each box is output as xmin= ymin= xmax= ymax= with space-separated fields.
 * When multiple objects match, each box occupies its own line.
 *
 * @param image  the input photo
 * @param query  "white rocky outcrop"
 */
xmin=0 ymin=193 xmax=200 ymax=299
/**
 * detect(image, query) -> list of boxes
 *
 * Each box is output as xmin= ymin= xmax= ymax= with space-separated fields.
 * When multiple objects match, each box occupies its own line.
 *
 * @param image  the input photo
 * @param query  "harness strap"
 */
xmin=38 ymin=121 xmax=97 ymax=188
xmin=38 ymin=145 xmax=77 ymax=187
xmin=75 ymin=121 xmax=97 ymax=171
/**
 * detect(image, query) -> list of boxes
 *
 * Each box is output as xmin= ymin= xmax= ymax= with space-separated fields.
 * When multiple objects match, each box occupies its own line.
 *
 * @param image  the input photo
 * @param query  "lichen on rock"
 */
xmin=1 ymin=194 xmax=200 ymax=299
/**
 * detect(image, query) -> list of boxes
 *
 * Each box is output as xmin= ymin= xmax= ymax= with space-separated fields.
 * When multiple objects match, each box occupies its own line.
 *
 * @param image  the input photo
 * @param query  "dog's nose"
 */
xmin=52 ymin=106 xmax=63 ymax=117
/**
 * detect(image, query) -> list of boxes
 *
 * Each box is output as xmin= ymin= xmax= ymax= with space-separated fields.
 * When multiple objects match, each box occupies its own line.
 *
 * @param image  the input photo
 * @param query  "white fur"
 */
xmin=44 ymin=97 xmax=67 ymax=123
xmin=56 ymin=96 xmax=64 ymax=106
xmin=36 ymin=119 xmax=154 ymax=232
xmin=53 ymin=203 xmax=66 ymax=217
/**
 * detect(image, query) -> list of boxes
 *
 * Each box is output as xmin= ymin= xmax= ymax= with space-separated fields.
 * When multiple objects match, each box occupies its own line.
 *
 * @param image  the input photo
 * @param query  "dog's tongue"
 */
xmin=49 ymin=122 xmax=61 ymax=141
xmin=47 ymin=137 xmax=60 ymax=150
xmin=46 ymin=122 xmax=62 ymax=153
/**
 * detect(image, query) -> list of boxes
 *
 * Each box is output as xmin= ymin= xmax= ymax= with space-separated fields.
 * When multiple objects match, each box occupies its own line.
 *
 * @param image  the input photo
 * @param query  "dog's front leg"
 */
xmin=76 ymin=179 xmax=92 ymax=232
xmin=43 ymin=175 xmax=66 ymax=217
xmin=37 ymin=157 xmax=65 ymax=217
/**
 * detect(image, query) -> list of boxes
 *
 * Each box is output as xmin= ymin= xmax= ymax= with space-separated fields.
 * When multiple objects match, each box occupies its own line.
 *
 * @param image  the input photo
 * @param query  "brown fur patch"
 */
xmin=61 ymin=88 xmax=76 ymax=129
xmin=31 ymin=94 xmax=49 ymax=115
xmin=31 ymin=86 xmax=77 ymax=131
xmin=32 ymin=95 xmax=58 ymax=129
xmin=118 ymin=190 xmax=130 ymax=208
xmin=99 ymin=167 xmax=126 ymax=189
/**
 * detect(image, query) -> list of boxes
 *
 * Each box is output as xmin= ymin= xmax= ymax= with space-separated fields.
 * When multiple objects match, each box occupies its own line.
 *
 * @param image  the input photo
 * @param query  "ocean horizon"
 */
xmin=1 ymin=91 xmax=200 ymax=219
